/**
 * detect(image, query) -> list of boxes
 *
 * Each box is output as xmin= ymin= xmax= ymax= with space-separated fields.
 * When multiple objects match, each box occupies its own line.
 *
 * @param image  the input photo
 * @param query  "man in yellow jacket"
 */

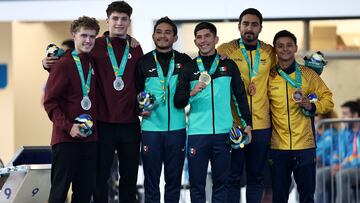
xmin=217 ymin=8 xmax=276 ymax=203
xmin=268 ymin=30 xmax=334 ymax=203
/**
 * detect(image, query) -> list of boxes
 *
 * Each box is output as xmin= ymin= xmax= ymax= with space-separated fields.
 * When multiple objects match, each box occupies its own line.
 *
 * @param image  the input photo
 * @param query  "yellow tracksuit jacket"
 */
xmin=268 ymin=63 xmax=334 ymax=150
xmin=218 ymin=39 xmax=276 ymax=130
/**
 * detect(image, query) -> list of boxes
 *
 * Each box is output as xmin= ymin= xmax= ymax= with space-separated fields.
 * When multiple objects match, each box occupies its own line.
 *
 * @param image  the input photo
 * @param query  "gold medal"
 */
xmin=292 ymin=89 xmax=303 ymax=102
xmin=199 ymin=72 xmax=211 ymax=85
xmin=248 ymin=81 xmax=256 ymax=96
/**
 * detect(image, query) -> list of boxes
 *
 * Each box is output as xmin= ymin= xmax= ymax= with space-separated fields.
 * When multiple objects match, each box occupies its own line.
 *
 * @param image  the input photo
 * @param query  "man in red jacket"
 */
xmin=44 ymin=16 xmax=100 ymax=203
xmin=43 ymin=1 xmax=143 ymax=202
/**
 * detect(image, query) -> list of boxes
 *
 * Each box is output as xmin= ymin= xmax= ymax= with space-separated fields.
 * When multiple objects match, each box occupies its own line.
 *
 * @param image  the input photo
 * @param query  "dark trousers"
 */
xmin=48 ymin=142 xmax=97 ymax=203
xmin=188 ymin=134 xmax=231 ymax=203
xmin=94 ymin=122 xmax=141 ymax=203
xmin=227 ymin=129 xmax=271 ymax=203
xmin=270 ymin=148 xmax=316 ymax=203
xmin=141 ymin=129 xmax=186 ymax=203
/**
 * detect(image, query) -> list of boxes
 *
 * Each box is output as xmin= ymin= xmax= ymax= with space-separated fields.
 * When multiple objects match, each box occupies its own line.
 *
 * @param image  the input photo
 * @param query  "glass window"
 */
xmin=310 ymin=19 xmax=360 ymax=51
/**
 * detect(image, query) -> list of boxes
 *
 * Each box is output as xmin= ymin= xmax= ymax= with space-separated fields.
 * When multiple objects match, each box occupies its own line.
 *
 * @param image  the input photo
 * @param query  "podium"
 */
xmin=0 ymin=146 xmax=52 ymax=203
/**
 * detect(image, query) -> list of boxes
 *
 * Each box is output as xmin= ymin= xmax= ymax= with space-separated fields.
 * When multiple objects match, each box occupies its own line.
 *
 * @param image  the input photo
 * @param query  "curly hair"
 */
xmin=70 ymin=16 xmax=100 ymax=35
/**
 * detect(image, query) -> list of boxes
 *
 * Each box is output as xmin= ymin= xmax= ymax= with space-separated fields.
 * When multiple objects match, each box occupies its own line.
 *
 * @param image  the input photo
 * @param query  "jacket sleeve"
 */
xmin=174 ymin=63 xmax=191 ymax=109
xmin=307 ymin=69 xmax=334 ymax=114
xmin=217 ymin=43 xmax=230 ymax=57
xmin=135 ymin=59 xmax=145 ymax=93
xmin=43 ymin=61 xmax=73 ymax=133
xmin=229 ymin=60 xmax=252 ymax=128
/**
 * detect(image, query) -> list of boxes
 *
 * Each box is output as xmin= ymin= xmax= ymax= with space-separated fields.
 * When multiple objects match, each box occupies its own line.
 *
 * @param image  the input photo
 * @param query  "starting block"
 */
xmin=0 ymin=146 xmax=52 ymax=203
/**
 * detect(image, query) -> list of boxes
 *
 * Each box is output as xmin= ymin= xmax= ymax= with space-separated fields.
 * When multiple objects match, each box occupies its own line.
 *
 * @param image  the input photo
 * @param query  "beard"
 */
xmin=242 ymin=32 xmax=257 ymax=43
xmin=155 ymin=41 xmax=172 ymax=51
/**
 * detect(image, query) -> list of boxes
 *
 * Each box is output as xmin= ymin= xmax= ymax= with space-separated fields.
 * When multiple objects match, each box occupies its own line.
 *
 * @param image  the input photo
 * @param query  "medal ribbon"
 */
xmin=196 ymin=54 xmax=220 ymax=75
xmin=239 ymin=38 xmax=260 ymax=81
xmin=152 ymin=50 xmax=175 ymax=102
xmin=106 ymin=36 xmax=130 ymax=78
xmin=276 ymin=62 xmax=302 ymax=89
xmin=72 ymin=50 xmax=92 ymax=97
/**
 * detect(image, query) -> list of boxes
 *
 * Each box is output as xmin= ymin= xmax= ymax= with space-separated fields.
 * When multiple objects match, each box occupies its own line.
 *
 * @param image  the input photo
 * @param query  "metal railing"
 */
xmin=315 ymin=118 xmax=360 ymax=203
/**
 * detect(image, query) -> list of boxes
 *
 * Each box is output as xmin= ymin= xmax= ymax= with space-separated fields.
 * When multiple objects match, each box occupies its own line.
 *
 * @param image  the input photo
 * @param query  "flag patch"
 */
xmin=219 ymin=66 xmax=227 ymax=72
xmin=176 ymin=63 xmax=183 ymax=69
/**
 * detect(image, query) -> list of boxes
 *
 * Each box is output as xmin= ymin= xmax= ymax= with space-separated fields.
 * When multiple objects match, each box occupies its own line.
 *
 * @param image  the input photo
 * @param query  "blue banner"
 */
xmin=0 ymin=64 xmax=7 ymax=89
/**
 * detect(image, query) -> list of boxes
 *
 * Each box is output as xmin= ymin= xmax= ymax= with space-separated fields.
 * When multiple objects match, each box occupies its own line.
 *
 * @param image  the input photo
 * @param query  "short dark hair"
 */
xmin=194 ymin=22 xmax=217 ymax=37
xmin=153 ymin=16 xmax=177 ymax=36
xmin=106 ymin=1 xmax=132 ymax=18
xmin=61 ymin=39 xmax=75 ymax=49
xmin=273 ymin=30 xmax=297 ymax=47
xmin=70 ymin=16 xmax=100 ymax=35
xmin=341 ymin=100 xmax=360 ymax=115
xmin=239 ymin=8 xmax=263 ymax=25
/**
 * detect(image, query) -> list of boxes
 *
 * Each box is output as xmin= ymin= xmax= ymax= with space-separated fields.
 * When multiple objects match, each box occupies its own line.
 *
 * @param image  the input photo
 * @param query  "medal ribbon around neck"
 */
xmin=106 ymin=35 xmax=130 ymax=78
xmin=239 ymin=38 xmax=260 ymax=81
xmin=152 ymin=50 xmax=175 ymax=102
xmin=276 ymin=62 xmax=302 ymax=89
xmin=72 ymin=50 xmax=92 ymax=98
xmin=196 ymin=53 xmax=220 ymax=76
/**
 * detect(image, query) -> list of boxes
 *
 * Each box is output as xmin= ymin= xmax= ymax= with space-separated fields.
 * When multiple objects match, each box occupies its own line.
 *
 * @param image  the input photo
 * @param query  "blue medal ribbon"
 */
xmin=152 ymin=50 xmax=175 ymax=102
xmin=239 ymin=38 xmax=260 ymax=81
xmin=106 ymin=36 xmax=130 ymax=78
xmin=196 ymin=54 xmax=220 ymax=76
xmin=71 ymin=50 xmax=92 ymax=98
xmin=276 ymin=62 xmax=302 ymax=89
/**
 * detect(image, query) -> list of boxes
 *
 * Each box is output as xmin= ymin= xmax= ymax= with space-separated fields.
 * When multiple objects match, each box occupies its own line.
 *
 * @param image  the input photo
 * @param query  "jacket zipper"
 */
xmin=167 ymin=87 xmax=171 ymax=131
xmin=211 ymin=79 xmax=215 ymax=135
xmin=249 ymin=50 xmax=253 ymax=126
xmin=286 ymin=82 xmax=292 ymax=149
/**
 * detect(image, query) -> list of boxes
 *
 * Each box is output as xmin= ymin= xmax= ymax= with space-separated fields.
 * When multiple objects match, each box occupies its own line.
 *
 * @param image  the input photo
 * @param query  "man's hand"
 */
xmin=140 ymin=111 xmax=151 ymax=117
xmin=130 ymin=37 xmax=140 ymax=48
xmin=244 ymin=125 xmax=252 ymax=144
xmin=190 ymin=82 xmax=206 ymax=97
xmin=69 ymin=124 xmax=87 ymax=138
xmin=42 ymin=56 xmax=59 ymax=70
xmin=219 ymin=54 xmax=228 ymax=60
xmin=297 ymin=96 xmax=312 ymax=110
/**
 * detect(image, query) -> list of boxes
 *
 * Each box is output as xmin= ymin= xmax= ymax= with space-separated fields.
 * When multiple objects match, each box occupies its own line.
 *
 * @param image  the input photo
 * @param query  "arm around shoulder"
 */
xmin=174 ymin=64 xmax=191 ymax=109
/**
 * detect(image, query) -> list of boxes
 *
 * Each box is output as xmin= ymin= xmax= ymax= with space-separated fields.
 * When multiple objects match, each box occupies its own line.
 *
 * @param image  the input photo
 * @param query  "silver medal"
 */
xmin=81 ymin=96 xmax=92 ymax=110
xmin=113 ymin=77 xmax=124 ymax=91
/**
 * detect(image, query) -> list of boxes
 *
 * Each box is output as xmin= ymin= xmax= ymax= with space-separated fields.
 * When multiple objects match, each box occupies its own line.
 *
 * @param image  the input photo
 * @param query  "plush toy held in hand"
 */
xmin=75 ymin=114 xmax=93 ymax=137
xmin=227 ymin=126 xmax=250 ymax=149
xmin=137 ymin=92 xmax=157 ymax=113
xmin=46 ymin=43 xmax=65 ymax=57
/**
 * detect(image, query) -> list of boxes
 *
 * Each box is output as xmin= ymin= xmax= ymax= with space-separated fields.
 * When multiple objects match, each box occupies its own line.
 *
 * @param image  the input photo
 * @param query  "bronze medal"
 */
xmin=292 ymin=89 xmax=303 ymax=102
xmin=248 ymin=81 xmax=256 ymax=96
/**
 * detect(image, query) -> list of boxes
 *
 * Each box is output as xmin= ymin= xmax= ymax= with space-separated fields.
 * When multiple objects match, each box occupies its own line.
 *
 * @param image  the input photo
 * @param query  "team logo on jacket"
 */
xmin=193 ymin=71 xmax=200 ymax=75
xmin=148 ymin=68 xmax=156 ymax=73
xmin=176 ymin=63 xmax=183 ymax=69
xmin=219 ymin=66 xmax=227 ymax=72
xmin=261 ymin=59 xmax=266 ymax=65
xmin=143 ymin=145 xmax=149 ymax=155
xmin=189 ymin=148 xmax=196 ymax=157
xmin=128 ymin=53 xmax=132 ymax=59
